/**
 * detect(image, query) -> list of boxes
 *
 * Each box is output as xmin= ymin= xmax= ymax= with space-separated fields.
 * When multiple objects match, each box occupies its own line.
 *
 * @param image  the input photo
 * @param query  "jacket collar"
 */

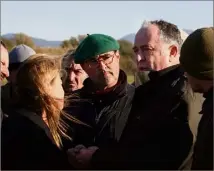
xmin=203 ymin=86 xmax=213 ymax=99
xmin=148 ymin=64 xmax=183 ymax=81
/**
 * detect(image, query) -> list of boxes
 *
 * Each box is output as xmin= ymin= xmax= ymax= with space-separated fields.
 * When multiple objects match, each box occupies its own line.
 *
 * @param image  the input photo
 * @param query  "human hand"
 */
xmin=67 ymin=145 xmax=99 ymax=169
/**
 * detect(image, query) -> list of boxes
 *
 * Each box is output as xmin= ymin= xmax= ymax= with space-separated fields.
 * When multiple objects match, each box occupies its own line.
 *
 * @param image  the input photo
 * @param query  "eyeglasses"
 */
xmin=85 ymin=53 xmax=115 ymax=68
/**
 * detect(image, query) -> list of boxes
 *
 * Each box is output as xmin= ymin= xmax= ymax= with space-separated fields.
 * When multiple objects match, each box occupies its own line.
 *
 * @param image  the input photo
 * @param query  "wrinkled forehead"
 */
xmin=69 ymin=61 xmax=83 ymax=70
xmin=134 ymin=24 xmax=160 ymax=47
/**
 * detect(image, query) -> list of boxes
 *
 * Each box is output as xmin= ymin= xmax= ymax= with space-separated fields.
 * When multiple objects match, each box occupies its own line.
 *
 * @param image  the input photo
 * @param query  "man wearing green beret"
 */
xmin=91 ymin=20 xmax=202 ymax=170
xmin=65 ymin=34 xmax=135 ymax=167
xmin=180 ymin=27 xmax=214 ymax=170
xmin=66 ymin=22 xmax=202 ymax=170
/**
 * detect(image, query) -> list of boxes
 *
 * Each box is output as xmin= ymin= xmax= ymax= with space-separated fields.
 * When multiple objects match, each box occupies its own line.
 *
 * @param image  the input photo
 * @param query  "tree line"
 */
xmin=1 ymin=33 xmax=137 ymax=75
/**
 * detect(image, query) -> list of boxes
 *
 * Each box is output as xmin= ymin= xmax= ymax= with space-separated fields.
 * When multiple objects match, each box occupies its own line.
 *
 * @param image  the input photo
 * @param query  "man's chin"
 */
xmin=69 ymin=84 xmax=77 ymax=91
xmin=0 ymin=77 xmax=7 ymax=86
xmin=138 ymin=67 xmax=151 ymax=72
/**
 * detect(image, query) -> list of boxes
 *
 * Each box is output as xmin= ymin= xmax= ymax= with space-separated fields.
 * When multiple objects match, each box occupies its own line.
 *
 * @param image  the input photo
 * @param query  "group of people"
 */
xmin=1 ymin=19 xmax=213 ymax=170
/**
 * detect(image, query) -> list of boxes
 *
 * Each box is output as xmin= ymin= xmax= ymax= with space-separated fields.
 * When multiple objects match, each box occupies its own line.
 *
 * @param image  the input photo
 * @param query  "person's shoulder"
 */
xmin=2 ymin=111 xmax=31 ymax=130
xmin=2 ymin=114 xmax=33 ymax=146
xmin=182 ymin=79 xmax=204 ymax=103
xmin=4 ymin=108 xmax=46 ymax=131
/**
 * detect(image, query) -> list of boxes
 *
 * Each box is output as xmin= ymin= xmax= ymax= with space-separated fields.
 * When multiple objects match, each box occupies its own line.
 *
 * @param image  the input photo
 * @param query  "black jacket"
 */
xmin=63 ymin=70 xmax=135 ymax=149
xmin=91 ymin=65 xmax=193 ymax=170
xmin=1 ymin=82 xmax=17 ymax=115
xmin=1 ymin=108 xmax=73 ymax=170
xmin=191 ymin=87 xmax=213 ymax=170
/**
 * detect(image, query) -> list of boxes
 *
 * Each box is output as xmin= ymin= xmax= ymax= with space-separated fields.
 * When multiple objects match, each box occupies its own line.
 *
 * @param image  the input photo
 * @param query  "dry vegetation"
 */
xmin=1 ymin=33 xmax=137 ymax=83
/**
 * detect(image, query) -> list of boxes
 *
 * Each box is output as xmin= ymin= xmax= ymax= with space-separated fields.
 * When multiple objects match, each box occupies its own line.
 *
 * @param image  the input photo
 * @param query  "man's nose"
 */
xmin=3 ymin=68 xmax=9 ymax=78
xmin=69 ymin=71 xmax=75 ymax=81
xmin=136 ymin=54 xmax=142 ymax=62
xmin=136 ymin=50 xmax=146 ymax=62
xmin=97 ymin=61 xmax=107 ymax=70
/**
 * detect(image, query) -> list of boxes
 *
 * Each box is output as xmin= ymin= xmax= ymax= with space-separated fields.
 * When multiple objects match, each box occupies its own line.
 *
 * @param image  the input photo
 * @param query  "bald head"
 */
xmin=1 ymin=44 xmax=9 ymax=84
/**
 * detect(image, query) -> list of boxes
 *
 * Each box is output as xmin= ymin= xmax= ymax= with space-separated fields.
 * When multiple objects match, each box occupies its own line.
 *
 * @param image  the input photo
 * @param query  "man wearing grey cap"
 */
xmin=1 ymin=44 xmax=36 ymax=114
xmin=8 ymin=44 xmax=36 ymax=83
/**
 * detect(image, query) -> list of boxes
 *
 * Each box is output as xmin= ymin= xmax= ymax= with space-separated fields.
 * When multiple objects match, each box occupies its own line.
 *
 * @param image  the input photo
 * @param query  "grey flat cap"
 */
xmin=9 ymin=44 xmax=36 ymax=64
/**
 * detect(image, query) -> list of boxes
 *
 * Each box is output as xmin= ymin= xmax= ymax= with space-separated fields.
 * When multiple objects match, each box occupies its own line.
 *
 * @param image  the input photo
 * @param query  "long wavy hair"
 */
xmin=15 ymin=54 xmax=82 ymax=148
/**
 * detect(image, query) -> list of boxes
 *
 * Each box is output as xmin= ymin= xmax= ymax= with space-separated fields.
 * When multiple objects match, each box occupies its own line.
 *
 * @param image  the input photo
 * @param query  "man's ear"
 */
xmin=115 ymin=50 xmax=120 ymax=59
xmin=169 ymin=45 xmax=178 ymax=62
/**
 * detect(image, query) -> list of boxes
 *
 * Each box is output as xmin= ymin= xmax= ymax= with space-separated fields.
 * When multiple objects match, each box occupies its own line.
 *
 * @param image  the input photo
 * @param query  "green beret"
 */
xmin=180 ymin=27 xmax=214 ymax=80
xmin=74 ymin=34 xmax=120 ymax=64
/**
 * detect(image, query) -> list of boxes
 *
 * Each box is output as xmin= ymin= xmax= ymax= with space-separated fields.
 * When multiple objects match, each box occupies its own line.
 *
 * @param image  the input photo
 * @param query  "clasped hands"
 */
xmin=67 ymin=144 xmax=99 ymax=169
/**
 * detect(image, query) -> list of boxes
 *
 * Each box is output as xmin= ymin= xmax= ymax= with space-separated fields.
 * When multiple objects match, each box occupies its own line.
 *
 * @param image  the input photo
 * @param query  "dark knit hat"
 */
xmin=74 ymin=34 xmax=120 ymax=64
xmin=180 ymin=27 xmax=214 ymax=80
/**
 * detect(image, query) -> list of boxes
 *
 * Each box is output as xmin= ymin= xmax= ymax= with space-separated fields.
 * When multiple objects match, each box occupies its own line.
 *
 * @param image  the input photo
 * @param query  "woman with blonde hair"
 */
xmin=2 ymin=54 xmax=75 ymax=169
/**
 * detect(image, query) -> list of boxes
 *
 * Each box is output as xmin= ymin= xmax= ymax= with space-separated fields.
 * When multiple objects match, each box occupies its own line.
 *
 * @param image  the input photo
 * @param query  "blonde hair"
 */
xmin=15 ymin=54 xmax=81 ymax=148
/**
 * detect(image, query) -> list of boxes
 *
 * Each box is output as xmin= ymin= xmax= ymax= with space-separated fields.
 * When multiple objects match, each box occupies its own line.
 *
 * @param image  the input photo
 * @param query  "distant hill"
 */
xmin=120 ymin=33 xmax=135 ymax=43
xmin=120 ymin=29 xmax=194 ymax=43
xmin=2 ymin=33 xmax=62 ymax=47
xmin=2 ymin=29 xmax=194 ymax=47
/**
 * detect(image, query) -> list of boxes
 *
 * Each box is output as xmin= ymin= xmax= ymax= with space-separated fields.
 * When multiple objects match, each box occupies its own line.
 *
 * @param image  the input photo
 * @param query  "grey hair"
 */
xmin=179 ymin=29 xmax=189 ymax=43
xmin=62 ymin=49 xmax=75 ymax=68
xmin=141 ymin=20 xmax=183 ymax=50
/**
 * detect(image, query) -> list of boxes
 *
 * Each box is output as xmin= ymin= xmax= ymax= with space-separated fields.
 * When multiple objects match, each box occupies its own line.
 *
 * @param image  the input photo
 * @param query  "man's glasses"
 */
xmin=85 ymin=53 xmax=115 ymax=68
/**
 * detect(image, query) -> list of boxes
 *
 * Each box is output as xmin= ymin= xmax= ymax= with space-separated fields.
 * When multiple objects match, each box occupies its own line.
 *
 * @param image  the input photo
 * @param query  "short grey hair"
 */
xmin=141 ymin=20 xmax=183 ymax=49
xmin=179 ymin=29 xmax=189 ymax=43
xmin=62 ymin=49 xmax=75 ymax=68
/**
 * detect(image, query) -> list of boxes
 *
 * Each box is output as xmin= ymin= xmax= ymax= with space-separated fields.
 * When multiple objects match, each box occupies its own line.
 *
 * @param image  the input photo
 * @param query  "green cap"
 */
xmin=74 ymin=34 xmax=120 ymax=64
xmin=180 ymin=27 xmax=214 ymax=80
